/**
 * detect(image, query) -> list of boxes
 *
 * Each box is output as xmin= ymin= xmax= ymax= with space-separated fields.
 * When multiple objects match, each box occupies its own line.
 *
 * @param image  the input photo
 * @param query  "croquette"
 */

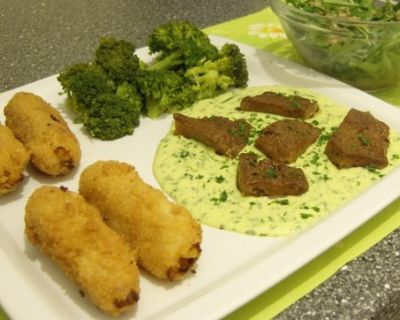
xmin=0 ymin=123 xmax=30 ymax=195
xmin=79 ymin=160 xmax=202 ymax=281
xmin=25 ymin=186 xmax=140 ymax=316
xmin=4 ymin=92 xmax=81 ymax=176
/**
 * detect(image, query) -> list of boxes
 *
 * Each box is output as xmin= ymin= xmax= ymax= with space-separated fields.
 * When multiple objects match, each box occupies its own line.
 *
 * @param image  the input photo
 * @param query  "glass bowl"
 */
xmin=271 ymin=0 xmax=400 ymax=91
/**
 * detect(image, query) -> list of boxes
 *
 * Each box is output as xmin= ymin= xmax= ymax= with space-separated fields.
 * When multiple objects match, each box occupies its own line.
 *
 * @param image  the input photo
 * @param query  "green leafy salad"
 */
xmin=278 ymin=0 xmax=400 ymax=90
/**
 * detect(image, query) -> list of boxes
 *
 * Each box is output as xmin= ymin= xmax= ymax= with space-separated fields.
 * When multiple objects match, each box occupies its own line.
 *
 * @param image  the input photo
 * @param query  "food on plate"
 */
xmin=0 ymin=123 xmax=30 ymax=195
xmin=79 ymin=160 xmax=202 ymax=281
xmin=4 ymin=92 xmax=81 ymax=176
xmin=146 ymin=20 xmax=248 ymax=102
xmin=136 ymin=69 xmax=197 ymax=119
xmin=255 ymin=119 xmax=321 ymax=163
xmin=94 ymin=37 xmax=141 ymax=84
xmin=58 ymin=63 xmax=143 ymax=140
xmin=174 ymin=113 xmax=252 ymax=158
xmin=25 ymin=186 xmax=140 ymax=316
xmin=237 ymin=152 xmax=309 ymax=197
xmin=325 ymin=108 xmax=390 ymax=169
xmin=58 ymin=21 xmax=248 ymax=137
xmin=154 ymin=86 xmax=400 ymax=236
xmin=240 ymin=91 xmax=319 ymax=119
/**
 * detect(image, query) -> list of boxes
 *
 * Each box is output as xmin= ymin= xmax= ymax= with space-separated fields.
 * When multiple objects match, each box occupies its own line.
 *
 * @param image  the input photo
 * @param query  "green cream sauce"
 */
xmin=153 ymin=86 xmax=400 ymax=237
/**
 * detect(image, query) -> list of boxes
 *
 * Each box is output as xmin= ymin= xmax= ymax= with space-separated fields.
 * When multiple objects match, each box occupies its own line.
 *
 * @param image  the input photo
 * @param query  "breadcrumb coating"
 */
xmin=25 ymin=186 xmax=140 ymax=316
xmin=0 ymin=123 xmax=30 ymax=195
xmin=79 ymin=160 xmax=202 ymax=281
xmin=4 ymin=92 xmax=81 ymax=176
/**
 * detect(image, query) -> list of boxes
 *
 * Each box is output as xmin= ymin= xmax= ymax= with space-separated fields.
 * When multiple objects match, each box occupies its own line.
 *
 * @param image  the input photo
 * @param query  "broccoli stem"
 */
xmin=148 ymin=52 xmax=183 ymax=71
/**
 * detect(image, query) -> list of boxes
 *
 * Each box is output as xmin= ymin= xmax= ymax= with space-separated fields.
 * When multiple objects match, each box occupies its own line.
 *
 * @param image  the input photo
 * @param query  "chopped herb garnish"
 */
xmin=301 ymin=213 xmax=314 ymax=219
xmin=228 ymin=121 xmax=248 ymax=139
xmin=184 ymin=172 xmax=193 ymax=179
xmin=290 ymin=97 xmax=301 ymax=109
xmin=317 ymin=133 xmax=331 ymax=146
xmin=358 ymin=135 xmax=370 ymax=146
xmin=273 ymin=199 xmax=289 ymax=205
xmin=266 ymin=167 xmax=278 ymax=179
xmin=219 ymin=191 xmax=228 ymax=202
xmin=215 ymin=175 xmax=225 ymax=183
xmin=310 ymin=152 xmax=321 ymax=166
xmin=365 ymin=165 xmax=384 ymax=177
xmin=179 ymin=150 xmax=190 ymax=158
xmin=322 ymin=174 xmax=330 ymax=182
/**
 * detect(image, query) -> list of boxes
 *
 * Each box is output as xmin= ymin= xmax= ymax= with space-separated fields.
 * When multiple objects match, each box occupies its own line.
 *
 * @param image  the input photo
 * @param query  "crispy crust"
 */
xmin=0 ymin=124 xmax=30 ymax=195
xmin=79 ymin=160 xmax=202 ymax=281
xmin=4 ymin=92 xmax=81 ymax=176
xmin=25 ymin=186 xmax=140 ymax=316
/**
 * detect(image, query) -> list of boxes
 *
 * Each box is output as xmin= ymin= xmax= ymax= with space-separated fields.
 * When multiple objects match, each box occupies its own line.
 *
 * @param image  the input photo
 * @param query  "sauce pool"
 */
xmin=153 ymin=86 xmax=400 ymax=237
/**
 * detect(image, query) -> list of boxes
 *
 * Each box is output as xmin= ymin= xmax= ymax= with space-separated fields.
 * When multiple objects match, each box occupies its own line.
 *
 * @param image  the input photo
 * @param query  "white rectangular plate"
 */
xmin=1 ymin=36 xmax=400 ymax=320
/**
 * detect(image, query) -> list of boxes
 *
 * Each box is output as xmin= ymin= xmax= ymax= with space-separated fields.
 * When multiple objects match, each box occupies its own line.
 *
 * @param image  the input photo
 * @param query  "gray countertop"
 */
xmin=1 ymin=1 xmax=399 ymax=319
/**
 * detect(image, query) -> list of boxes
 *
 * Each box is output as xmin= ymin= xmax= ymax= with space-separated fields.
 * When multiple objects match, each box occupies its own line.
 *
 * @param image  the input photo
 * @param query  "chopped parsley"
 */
xmin=266 ymin=167 xmax=278 ymax=179
xmin=211 ymin=190 xmax=228 ymax=204
xmin=179 ymin=150 xmax=190 ymax=158
xmin=358 ymin=135 xmax=370 ymax=146
xmin=300 ymin=213 xmax=314 ymax=219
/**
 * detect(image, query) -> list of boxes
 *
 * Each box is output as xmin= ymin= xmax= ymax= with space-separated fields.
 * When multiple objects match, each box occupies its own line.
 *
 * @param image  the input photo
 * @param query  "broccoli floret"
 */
xmin=58 ymin=62 xmax=142 ymax=140
xmin=95 ymin=37 xmax=140 ymax=84
xmin=57 ymin=62 xmax=114 ymax=115
xmin=147 ymin=20 xmax=219 ymax=71
xmin=137 ymin=69 xmax=196 ymax=118
xmin=219 ymin=43 xmax=249 ymax=88
xmin=116 ymin=81 xmax=144 ymax=114
xmin=185 ymin=61 xmax=233 ymax=100
xmin=83 ymin=91 xmax=141 ymax=140
xmin=185 ymin=43 xmax=249 ymax=100
xmin=57 ymin=31 xmax=249 ymax=139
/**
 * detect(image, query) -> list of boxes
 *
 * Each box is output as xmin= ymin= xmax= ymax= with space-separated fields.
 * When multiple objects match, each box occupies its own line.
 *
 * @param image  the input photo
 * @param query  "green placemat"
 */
xmin=205 ymin=7 xmax=400 ymax=320
xmin=0 ymin=308 xmax=7 ymax=320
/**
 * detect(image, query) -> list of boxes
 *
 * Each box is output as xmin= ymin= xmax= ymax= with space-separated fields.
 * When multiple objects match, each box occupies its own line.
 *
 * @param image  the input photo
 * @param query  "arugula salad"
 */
xmin=275 ymin=0 xmax=400 ymax=90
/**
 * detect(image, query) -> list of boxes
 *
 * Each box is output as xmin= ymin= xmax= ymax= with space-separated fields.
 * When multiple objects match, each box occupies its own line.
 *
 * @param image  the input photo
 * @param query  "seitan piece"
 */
xmin=237 ymin=153 xmax=309 ymax=197
xmin=325 ymin=108 xmax=389 ymax=169
xmin=173 ymin=113 xmax=251 ymax=158
xmin=240 ymin=91 xmax=319 ymax=119
xmin=255 ymin=119 xmax=322 ymax=163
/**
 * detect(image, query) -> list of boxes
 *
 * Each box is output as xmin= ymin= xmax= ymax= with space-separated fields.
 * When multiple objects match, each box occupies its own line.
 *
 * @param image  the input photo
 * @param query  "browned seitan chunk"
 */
xmin=325 ymin=109 xmax=389 ymax=169
xmin=173 ymin=113 xmax=252 ymax=158
xmin=255 ymin=119 xmax=322 ymax=164
xmin=240 ymin=91 xmax=319 ymax=119
xmin=237 ymin=153 xmax=309 ymax=197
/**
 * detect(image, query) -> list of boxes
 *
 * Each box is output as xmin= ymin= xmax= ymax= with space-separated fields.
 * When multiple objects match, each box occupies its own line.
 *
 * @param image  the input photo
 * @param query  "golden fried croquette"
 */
xmin=79 ymin=160 xmax=202 ymax=281
xmin=4 ymin=92 xmax=81 ymax=176
xmin=25 ymin=186 xmax=140 ymax=316
xmin=0 ymin=123 xmax=30 ymax=195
